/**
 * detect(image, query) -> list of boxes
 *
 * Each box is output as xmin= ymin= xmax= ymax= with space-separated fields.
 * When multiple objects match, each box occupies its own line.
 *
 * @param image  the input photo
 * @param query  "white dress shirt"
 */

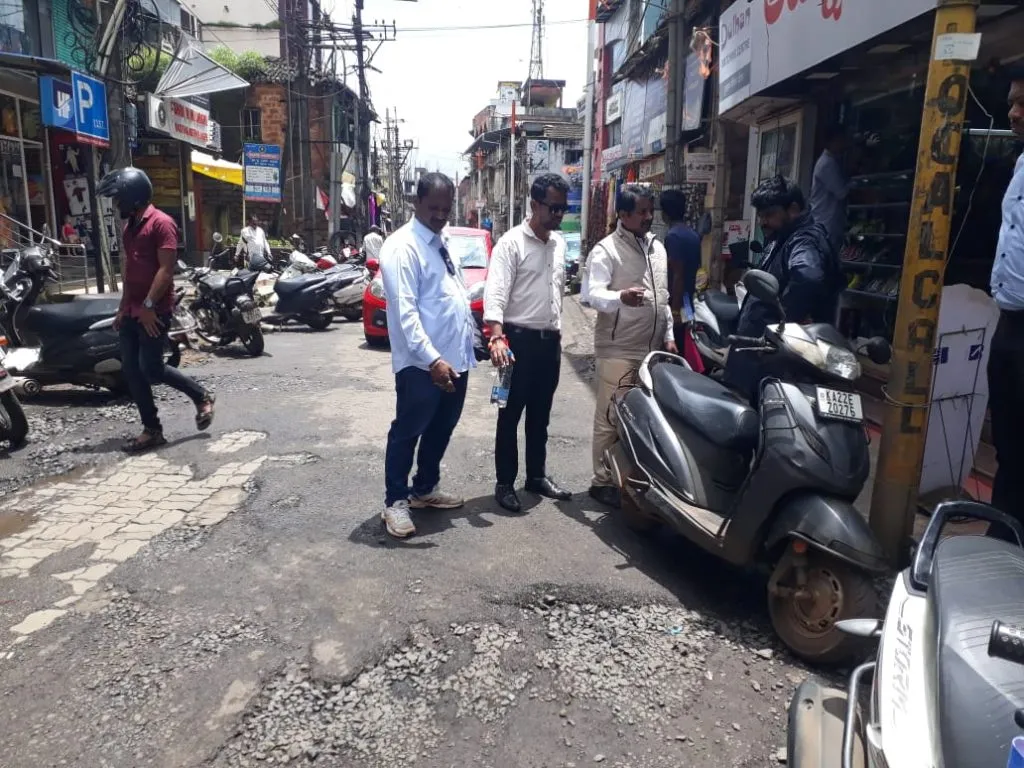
xmin=991 ymin=154 xmax=1024 ymax=311
xmin=587 ymin=234 xmax=674 ymax=345
xmin=484 ymin=220 xmax=565 ymax=331
xmin=380 ymin=218 xmax=476 ymax=375
xmin=236 ymin=225 xmax=271 ymax=260
xmin=363 ymin=231 xmax=384 ymax=260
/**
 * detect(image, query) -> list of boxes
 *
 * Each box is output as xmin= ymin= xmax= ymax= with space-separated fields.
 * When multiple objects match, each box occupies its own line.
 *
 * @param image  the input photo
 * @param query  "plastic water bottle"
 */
xmin=1007 ymin=735 xmax=1024 ymax=768
xmin=490 ymin=362 xmax=514 ymax=408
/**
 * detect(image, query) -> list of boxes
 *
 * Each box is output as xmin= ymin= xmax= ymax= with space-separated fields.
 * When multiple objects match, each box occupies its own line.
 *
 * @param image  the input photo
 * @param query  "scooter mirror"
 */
xmin=176 ymin=259 xmax=188 ymax=273
xmin=748 ymin=241 xmax=765 ymax=255
xmin=863 ymin=336 xmax=892 ymax=365
xmin=212 ymin=232 xmax=223 ymax=244
xmin=742 ymin=269 xmax=780 ymax=304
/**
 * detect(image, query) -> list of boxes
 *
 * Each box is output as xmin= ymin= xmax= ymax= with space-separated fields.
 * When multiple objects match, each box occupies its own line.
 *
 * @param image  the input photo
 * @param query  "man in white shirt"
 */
xmin=808 ymin=126 xmax=851 ymax=253
xmin=987 ymin=64 xmax=1024 ymax=539
xmin=236 ymin=214 xmax=272 ymax=271
xmin=484 ymin=173 xmax=574 ymax=512
xmin=363 ymin=225 xmax=384 ymax=261
xmin=586 ymin=184 xmax=676 ymax=508
xmin=379 ymin=173 xmax=476 ymax=538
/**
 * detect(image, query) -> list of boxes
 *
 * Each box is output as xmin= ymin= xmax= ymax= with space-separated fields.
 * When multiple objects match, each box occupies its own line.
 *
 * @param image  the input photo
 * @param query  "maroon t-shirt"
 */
xmin=121 ymin=205 xmax=178 ymax=316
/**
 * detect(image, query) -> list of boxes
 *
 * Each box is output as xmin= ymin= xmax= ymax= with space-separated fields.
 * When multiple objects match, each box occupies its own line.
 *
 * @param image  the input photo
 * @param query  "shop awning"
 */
xmin=191 ymin=150 xmax=243 ymax=187
xmin=0 ymin=52 xmax=72 ymax=76
xmin=156 ymin=37 xmax=250 ymax=99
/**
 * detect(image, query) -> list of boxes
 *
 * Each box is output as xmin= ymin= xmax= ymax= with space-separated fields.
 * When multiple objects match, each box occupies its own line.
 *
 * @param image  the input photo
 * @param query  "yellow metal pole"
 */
xmin=869 ymin=0 xmax=979 ymax=566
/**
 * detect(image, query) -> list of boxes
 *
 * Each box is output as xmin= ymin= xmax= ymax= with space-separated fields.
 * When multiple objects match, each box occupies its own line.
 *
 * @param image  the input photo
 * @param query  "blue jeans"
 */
xmin=384 ymin=366 xmax=468 ymax=506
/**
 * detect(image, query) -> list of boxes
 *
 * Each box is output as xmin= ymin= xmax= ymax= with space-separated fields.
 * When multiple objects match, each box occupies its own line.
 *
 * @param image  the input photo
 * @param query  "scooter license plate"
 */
xmin=815 ymin=387 xmax=863 ymax=423
xmin=241 ymin=307 xmax=262 ymax=325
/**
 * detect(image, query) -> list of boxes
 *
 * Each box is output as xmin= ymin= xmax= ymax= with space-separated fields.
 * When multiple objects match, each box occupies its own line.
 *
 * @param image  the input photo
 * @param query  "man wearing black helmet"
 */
xmin=97 ymin=166 xmax=216 ymax=452
xmin=723 ymin=175 xmax=843 ymax=403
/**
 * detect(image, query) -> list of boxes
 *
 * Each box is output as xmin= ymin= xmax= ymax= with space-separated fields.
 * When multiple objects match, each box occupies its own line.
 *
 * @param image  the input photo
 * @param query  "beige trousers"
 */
xmin=591 ymin=357 xmax=643 ymax=487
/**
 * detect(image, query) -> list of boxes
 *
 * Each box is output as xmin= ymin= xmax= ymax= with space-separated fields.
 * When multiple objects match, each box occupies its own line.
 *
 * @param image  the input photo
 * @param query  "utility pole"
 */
xmin=664 ymin=0 xmax=684 ymax=187
xmin=581 ymin=16 xmax=595 ymax=251
xmin=869 ymin=0 xmax=978 ymax=566
xmin=353 ymin=0 xmax=369 ymax=233
xmin=509 ymin=100 xmax=517 ymax=233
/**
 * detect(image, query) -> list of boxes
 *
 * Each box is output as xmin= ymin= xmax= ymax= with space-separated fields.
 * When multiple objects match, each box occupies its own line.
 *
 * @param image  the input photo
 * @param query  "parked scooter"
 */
xmin=691 ymin=283 xmax=746 ymax=372
xmin=787 ymin=500 xmax=1024 ymax=768
xmin=183 ymin=262 xmax=265 ymax=356
xmin=271 ymin=239 xmax=368 ymax=323
xmin=0 ymin=345 xmax=28 ymax=449
xmin=604 ymin=270 xmax=891 ymax=663
xmin=0 ymin=244 xmax=180 ymax=395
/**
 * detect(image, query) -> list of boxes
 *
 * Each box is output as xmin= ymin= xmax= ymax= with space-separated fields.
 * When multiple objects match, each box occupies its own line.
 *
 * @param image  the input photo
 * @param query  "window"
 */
xmin=564 ymin=149 xmax=584 ymax=165
xmin=607 ymin=120 xmax=622 ymax=149
xmin=243 ymin=109 xmax=262 ymax=142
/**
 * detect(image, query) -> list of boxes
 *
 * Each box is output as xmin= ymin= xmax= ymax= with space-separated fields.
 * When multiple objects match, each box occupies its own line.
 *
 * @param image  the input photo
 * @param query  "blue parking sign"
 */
xmin=70 ymin=72 xmax=109 ymax=146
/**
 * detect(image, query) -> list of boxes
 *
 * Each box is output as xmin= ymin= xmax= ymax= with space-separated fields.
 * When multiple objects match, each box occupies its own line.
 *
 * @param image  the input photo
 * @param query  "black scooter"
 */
xmin=0 ymin=245 xmax=178 ymax=395
xmin=0 ymin=347 xmax=28 ymax=448
xmin=185 ymin=263 xmax=265 ymax=356
xmin=605 ymin=270 xmax=891 ymax=664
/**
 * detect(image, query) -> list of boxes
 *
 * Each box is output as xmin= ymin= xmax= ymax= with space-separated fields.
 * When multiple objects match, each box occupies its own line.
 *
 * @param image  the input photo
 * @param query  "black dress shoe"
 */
xmin=589 ymin=485 xmax=621 ymax=509
xmin=495 ymin=483 xmax=522 ymax=513
xmin=526 ymin=476 xmax=573 ymax=501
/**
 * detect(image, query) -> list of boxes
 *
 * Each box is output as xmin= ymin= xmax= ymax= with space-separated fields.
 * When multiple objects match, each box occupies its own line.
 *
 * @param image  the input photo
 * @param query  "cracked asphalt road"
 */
xmin=0 ymin=303 xmax=808 ymax=768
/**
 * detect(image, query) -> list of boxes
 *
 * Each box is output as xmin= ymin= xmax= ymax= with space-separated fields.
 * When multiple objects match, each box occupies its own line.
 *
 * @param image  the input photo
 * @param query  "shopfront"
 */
xmin=0 ymin=78 xmax=51 ymax=245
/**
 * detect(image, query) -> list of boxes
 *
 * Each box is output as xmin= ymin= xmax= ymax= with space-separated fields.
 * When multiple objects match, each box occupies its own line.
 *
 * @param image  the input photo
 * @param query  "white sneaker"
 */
xmin=382 ymin=500 xmax=416 ymax=538
xmin=409 ymin=486 xmax=464 ymax=510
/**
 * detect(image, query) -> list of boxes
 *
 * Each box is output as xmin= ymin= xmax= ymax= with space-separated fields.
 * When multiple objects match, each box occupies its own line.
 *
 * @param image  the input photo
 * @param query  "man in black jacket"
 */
xmin=724 ymin=176 xmax=842 ymax=402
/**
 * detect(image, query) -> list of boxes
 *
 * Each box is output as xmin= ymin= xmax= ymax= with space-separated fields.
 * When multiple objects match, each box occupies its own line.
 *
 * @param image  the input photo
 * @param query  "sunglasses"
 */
xmin=536 ymin=201 xmax=568 ymax=215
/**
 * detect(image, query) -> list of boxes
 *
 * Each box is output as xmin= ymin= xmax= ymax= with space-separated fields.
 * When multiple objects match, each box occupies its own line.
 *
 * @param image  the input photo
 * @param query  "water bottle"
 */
xmin=490 ymin=362 xmax=514 ymax=408
xmin=1008 ymin=735 xmax=1024 ymax=768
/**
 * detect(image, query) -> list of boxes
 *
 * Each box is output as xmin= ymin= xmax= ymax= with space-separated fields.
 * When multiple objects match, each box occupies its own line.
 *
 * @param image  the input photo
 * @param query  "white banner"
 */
xmin=146 ymin=94 xmax=212 ymax=148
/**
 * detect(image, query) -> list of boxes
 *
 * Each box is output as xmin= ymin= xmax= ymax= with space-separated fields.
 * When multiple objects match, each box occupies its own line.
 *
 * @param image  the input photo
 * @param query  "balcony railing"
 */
xmin=0 ymin=213 xmax=93 ymax=294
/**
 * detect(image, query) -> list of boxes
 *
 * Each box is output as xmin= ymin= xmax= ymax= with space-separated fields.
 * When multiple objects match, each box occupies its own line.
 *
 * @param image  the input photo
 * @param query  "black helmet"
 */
xmin=96 ymin=167 xmax=153 ymax=217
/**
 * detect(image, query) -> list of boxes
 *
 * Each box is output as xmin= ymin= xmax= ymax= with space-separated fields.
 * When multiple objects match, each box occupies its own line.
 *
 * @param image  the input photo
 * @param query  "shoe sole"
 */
xmin=382 ymin=516 xmax=416 ymax=538
xmin=409 ymin=499 xmax=464 ymax=510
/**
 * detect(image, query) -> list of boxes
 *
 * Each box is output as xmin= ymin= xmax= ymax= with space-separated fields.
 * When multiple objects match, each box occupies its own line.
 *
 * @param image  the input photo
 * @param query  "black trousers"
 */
xmin=494 ymin=324 xmax=561 ymax=485
xmin=988 ymin=310 xmax=1024 ymax=540
xmin=119 ymin=315 xmax=207 ymax=433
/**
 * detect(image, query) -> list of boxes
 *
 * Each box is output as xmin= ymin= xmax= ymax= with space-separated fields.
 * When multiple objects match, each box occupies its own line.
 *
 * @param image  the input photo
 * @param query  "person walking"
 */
xmin=363 ymin=225 xmax=385 ymax=262
xmin=586 ymin=184 xmax=676 ymax=508
xmin=485 ymin=173 xmax=573 ymax=512
xmin=808 ymin=126 xmax=851 ymax=254
xmin=237 ymin=214 xmax=272 ymax=271
xmin=380 ymin=172 xmax=475 ymax=539
xmin=96 ymin=167 xmax=215 ymax=453
xmin=660 ymin=188 xmax=703 ymax=369
xmin=987 ymin=64 xmax=1024 ymax=539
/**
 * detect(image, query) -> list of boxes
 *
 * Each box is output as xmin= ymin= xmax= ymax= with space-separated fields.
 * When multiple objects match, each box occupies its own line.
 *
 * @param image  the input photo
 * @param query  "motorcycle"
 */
xmin=787 ymin=500 xmax=1024 ymax=768
xmin=0 ymin=244 xmax=181 ymax=395
xmin=604 ymin=269 xmax=891 ymax=663
xmin=271 ymin=245 xmax=368 ymax=325
xmin=0 ymin=345 xmax=28 ymax=449
xmin=183 ymin=262 xmax=264 ymax=357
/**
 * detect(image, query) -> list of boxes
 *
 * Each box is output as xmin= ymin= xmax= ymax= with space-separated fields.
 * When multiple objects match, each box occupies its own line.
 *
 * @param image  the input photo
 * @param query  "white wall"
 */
xmin=199 ymin=25 xmax=280 ymax=57
xmin=188 ymin=0 xmax=278 ymax=30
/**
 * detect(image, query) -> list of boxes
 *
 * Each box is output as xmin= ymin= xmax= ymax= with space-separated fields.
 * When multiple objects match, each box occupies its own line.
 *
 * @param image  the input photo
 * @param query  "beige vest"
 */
xmin=592 ymin=223 xmax=670 ymax=360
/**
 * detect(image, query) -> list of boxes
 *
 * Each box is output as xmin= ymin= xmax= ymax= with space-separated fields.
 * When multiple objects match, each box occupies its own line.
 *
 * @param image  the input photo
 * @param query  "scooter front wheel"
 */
xmin=0 ymin=391 xmax=29 ymax=449
xmin=767 ymin=549 xmax=877 ymax=665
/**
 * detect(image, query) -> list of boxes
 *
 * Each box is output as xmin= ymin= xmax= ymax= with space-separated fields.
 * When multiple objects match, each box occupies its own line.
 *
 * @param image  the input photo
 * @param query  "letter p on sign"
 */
xmin=76 ymin=79 xmax=93 ymax=126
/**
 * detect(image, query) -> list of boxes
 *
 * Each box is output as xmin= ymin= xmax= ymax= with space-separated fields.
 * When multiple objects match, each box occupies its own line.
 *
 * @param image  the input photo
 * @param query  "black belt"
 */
xmin=505 ymin=323 xmax=561 ymax=341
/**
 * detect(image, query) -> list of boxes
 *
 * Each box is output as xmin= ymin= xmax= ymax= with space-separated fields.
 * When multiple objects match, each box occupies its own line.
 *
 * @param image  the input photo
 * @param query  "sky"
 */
xmin=326 ymin=0 xmax=591 ymax=180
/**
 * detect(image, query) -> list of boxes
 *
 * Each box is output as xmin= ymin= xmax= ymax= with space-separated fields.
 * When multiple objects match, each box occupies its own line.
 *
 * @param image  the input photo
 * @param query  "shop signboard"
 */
xmin=684 ymin=151 xmax=716 ymax=184
xmin=39 ymin=77 xmax=76 ymax=133
xmin=602 ymin=145 xmax=625 ymax=166
xmin=70 ymin=72 xmax=109 ymax=146
xmin=146 ymin=95 xmax=211 ymax=148
xmin=527 ymin=139 xmax=550 ymax=173
xmin=682 ymin=51 xmax=707 ymax=131
xmin=243 ymin=144 xmax=282 ymax=203
xmin=720 ymin=0 xmax=935 ymax=112
xmin=605 ymin=91 xmax=623 ymax=124
xmin=639 ymin=154 xmax=665 ymax=182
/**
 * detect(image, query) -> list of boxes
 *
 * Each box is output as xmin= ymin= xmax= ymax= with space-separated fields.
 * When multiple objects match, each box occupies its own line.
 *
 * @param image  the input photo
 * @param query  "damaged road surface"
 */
xmin=0 ymin=311 xmax=807 ymax=768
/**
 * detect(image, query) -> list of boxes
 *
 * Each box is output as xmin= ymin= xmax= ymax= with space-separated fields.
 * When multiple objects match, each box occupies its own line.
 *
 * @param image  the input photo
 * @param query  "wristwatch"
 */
xmin=143 ymin=298 xmax=155 ymax=310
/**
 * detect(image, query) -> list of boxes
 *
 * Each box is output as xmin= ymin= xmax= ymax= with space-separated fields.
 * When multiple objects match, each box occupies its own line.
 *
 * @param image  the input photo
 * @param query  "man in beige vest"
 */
xmin=586 ymin=184 xmax=676 ymax=508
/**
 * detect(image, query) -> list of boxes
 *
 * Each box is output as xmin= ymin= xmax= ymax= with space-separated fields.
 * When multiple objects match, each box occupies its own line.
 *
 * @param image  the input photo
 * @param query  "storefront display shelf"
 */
xmin=841 ymin=260 xmax=902 ymax=272
xmin=847 ymin=202 xmax=911 ymax=210
xmin=849 ymin=169 xmax=915 ymax=186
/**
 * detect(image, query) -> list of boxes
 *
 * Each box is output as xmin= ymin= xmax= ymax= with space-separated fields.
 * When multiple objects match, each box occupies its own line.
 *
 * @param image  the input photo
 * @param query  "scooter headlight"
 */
xmin=817 ymin=341 xmax=861 ymax=381
xmin=369 ymin=278 xmax=385 ymax=300
xmin=465 ymin=281 xmax=485 ymax=302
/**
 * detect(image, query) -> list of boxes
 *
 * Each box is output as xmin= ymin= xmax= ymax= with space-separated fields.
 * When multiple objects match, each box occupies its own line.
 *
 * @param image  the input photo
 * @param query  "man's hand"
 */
xmin=429 ymin=359 xmax=458 ymax=393
xmin=113 ymin=308 xmax=125 ymax=331
xmin=620 ymin=287 xmax=645 ymax=307
xmin=665 ymin=340 xmax=679 ymax=355
xmin=139 ymin=307 xmax=162 ymax=338
xmin=489 ymin=337 xmax=513 ymax=368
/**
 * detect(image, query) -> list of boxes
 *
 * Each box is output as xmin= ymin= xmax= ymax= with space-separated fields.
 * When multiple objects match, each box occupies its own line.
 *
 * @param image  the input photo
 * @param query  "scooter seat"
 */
xmin=199 ymin=272 xmax=228 ymax=292
xmin=929 ymin=536 xmax=1024 ymax=768
xmin=705 ymin=291 xmax=741 ymax=325
xmin=275 ymin=274 xmax=326 ymax=296
xmin=651 ymin=363 xmax=758 ymax=452
xmin=24 ymin=297 xmax=121 ymax=337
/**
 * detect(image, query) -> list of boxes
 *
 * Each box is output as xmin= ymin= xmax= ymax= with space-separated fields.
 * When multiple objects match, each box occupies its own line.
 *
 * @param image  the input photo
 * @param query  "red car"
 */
xmin=362 ymin=226 xmax=493 ymax=347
